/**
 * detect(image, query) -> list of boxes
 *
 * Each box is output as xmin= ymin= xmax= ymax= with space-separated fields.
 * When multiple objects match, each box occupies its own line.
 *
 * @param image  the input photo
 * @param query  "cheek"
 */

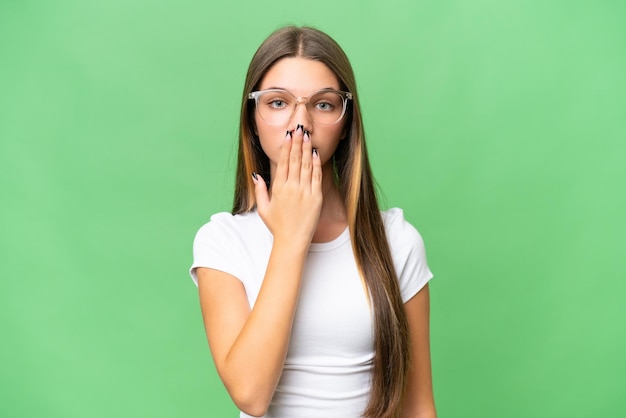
xmin=256 ymin=121 xmax=287 ymax=161
xmin=313 ymin=125 xmax=345 ymax=154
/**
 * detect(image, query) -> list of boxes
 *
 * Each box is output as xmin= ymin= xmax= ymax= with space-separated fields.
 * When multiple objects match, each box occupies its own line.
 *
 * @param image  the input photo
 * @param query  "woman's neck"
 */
xmin=312 ymin=164 xmax=347 ymax=243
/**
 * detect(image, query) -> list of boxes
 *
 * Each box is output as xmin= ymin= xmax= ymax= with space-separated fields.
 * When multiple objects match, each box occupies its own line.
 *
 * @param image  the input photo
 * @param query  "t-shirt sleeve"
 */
xmin=189 ymin=213 xmax=244 ymax=287
xmin=384 ymin=208 xmax=434 ymax=303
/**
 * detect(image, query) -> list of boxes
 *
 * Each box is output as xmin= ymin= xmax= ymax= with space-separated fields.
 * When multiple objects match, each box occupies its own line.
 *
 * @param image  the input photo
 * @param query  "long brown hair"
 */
xmin=232 ymin=26 xmax=410 ymax=418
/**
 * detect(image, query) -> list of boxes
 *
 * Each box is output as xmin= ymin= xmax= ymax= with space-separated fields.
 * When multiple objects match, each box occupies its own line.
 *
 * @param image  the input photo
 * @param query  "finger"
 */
xmin=252 ymin=172 xmax=270 ymax=214
xmin=311 ymin=148 xmax=322 ymax=192
xmin=288 ymin=125 xmax=304 ymax=183
xmin=300 ymin=130 xmax=313 ymax=188
xmin=274 ymin=130 xmax=292 ymax=184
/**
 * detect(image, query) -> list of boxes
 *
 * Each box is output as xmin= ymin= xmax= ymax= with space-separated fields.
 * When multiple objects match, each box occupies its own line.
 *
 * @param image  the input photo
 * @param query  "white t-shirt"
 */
xmin=190 ymin=208 xmax=433 ymax=418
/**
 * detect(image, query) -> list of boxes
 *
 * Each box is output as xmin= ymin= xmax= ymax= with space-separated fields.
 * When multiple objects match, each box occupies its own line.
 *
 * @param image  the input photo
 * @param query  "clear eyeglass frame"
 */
xmin=248 ymin=88 xmax=353 ymax=125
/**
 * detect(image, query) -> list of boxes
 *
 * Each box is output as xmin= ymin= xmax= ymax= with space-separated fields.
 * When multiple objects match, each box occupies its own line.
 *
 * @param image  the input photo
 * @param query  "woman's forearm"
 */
xmin=217 ymin=241 xmax=308 ymax=416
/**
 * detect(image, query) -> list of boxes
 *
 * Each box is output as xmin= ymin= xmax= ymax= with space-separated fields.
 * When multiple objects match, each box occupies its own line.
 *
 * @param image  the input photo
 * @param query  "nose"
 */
xmin=288 ymin=98 xmax=313 ymax=133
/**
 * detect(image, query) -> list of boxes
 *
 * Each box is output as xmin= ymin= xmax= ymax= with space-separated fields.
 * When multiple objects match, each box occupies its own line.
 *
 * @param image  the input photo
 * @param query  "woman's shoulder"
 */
xmin=381 ymin=208 xmax=433 ymax=298
xmin=196 ymin=210 xmax=261 ymax=235
xmin=381 ymin=207 xmax=426 ymax=249
xmin=190 ymin=210 xmax=266 ymax=286
xmin=381 ymin=207 xmax=407 ymax=226
xmin=208 ymin=210 xmax=257 ymax=224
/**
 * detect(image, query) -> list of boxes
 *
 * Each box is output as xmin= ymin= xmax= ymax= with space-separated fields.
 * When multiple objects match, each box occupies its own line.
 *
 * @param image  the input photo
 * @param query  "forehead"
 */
xmin=259 ymin=57 xmax=340 ymax=95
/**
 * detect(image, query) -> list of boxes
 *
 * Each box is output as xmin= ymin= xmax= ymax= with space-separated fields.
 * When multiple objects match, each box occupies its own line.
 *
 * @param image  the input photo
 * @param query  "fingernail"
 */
xmin=285 ymin=130 xmax=292 ymax=140
xmin=296 ymin=124 xmax=303 ymax=133
xmin=312 ymin=148 xmax=318 ymax=158
xmin=251 ymin=172 xmax=258 ymax=181
xmin=303 ymin=130 xmax=310 ymax=142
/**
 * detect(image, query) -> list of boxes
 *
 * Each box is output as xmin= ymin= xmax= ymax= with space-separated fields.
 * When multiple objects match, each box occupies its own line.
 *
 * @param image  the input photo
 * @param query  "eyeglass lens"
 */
xmin=256 ymin=90 xmax=346 ymax=125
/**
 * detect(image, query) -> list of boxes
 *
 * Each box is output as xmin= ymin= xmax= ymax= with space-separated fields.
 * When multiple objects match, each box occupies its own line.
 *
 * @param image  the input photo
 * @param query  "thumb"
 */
xmin=252 ymin=172 xmax=270 ymax=212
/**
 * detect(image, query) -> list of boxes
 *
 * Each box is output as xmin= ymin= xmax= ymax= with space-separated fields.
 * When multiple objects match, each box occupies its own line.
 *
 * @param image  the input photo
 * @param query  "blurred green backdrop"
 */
xmin=1 ymin=0 xmax=624 ymax=417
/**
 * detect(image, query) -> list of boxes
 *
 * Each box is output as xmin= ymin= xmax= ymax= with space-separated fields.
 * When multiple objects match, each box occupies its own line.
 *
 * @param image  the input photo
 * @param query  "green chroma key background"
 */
xmin=1 ymin=0 xmax=624 ymax=417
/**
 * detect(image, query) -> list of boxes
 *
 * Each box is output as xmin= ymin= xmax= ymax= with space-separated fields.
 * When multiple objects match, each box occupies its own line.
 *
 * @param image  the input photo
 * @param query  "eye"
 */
xmin=268 ymin=99 xmax=288 ymax=109
xmin=311 ymin=91 xmax=343 ymax=113
xmin=259 ymin=91 xmax=293 ymax=110
xmin=315 ymin=101 xmax=334 ymax=112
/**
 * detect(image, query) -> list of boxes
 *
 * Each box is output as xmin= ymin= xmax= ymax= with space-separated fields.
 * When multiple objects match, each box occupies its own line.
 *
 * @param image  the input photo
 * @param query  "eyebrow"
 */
xmin=263 ymin=86 xmax=339 ymax=93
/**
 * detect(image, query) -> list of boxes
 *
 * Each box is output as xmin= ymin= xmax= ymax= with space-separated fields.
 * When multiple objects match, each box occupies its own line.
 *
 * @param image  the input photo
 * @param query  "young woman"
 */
xmin=190 ymin=26 xmax=436 ymax=418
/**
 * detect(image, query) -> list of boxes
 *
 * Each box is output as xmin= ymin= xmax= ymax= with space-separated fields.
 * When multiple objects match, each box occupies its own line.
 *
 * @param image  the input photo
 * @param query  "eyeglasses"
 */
xmin=248 ymin=88 xmax=353 ymax=125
